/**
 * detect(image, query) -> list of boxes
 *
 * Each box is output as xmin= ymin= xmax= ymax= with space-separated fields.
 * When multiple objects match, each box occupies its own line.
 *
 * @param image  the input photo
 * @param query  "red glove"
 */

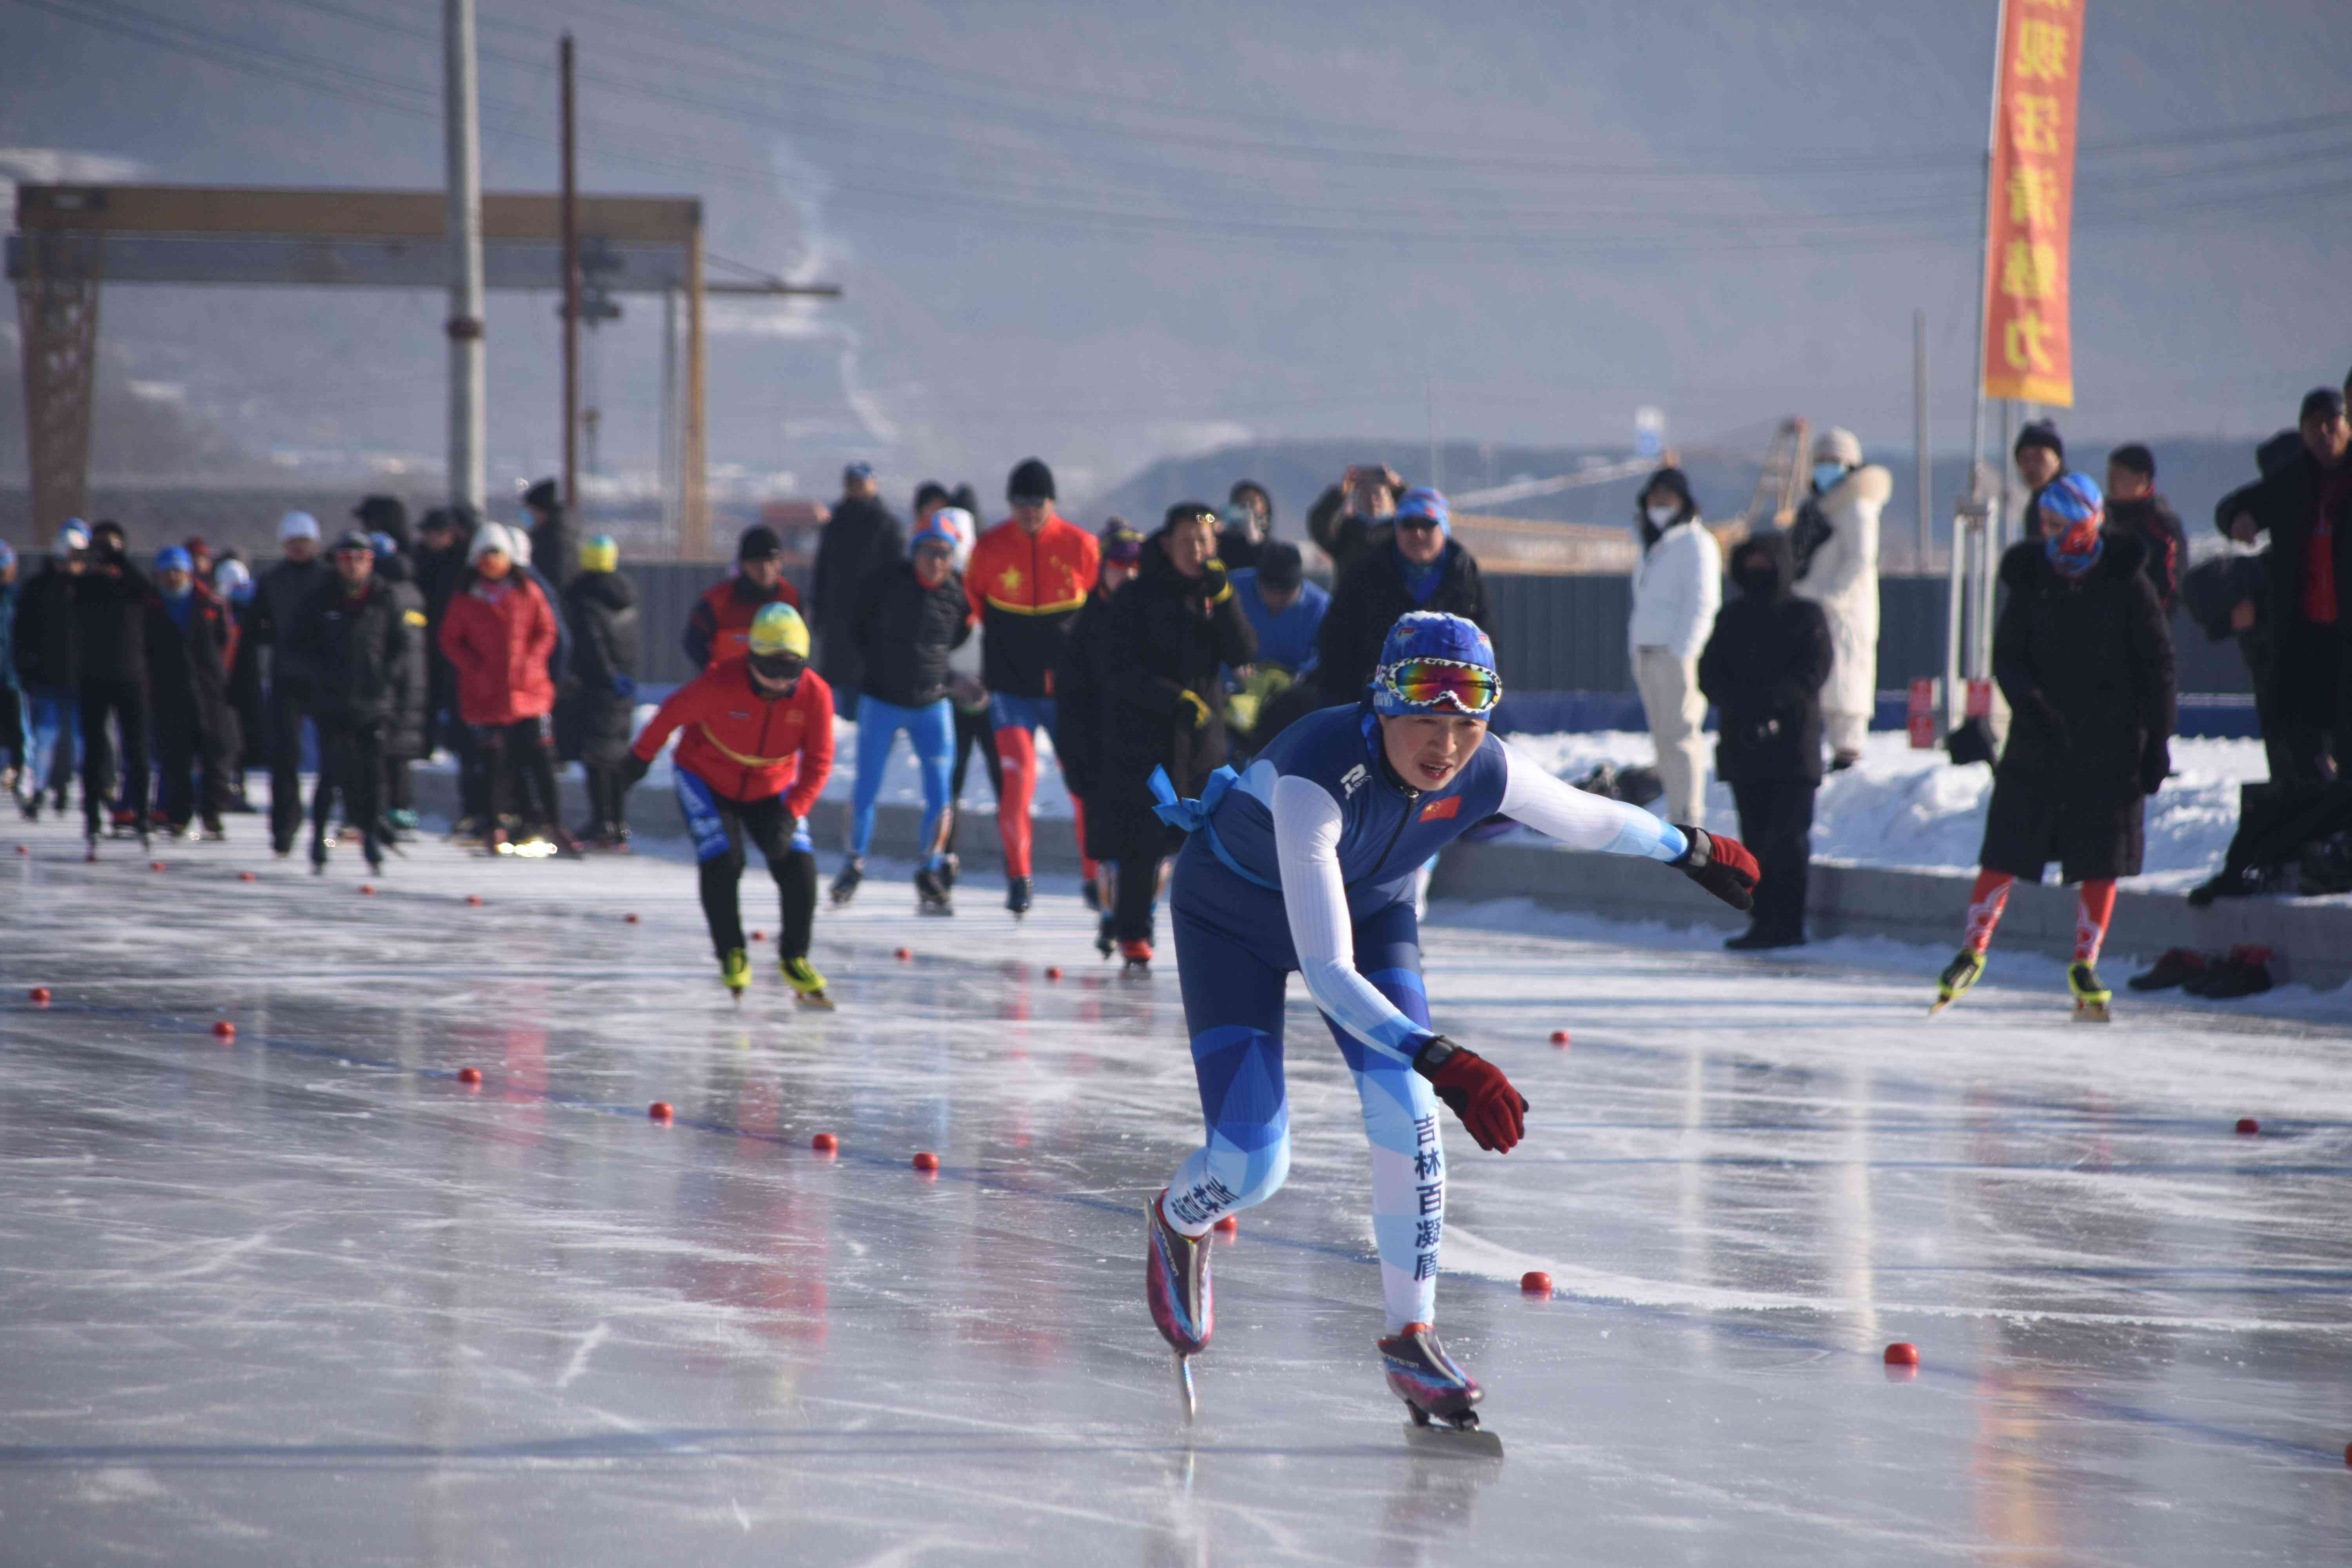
xmin=1412 ymin=1036 xmax=1527 ymax=1153
xmin=1671 ymin=826 xmax=1758 ymax=911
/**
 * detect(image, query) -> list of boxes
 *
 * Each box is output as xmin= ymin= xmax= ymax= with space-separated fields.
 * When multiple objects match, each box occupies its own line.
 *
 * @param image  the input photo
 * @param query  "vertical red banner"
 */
xmin=1980 ymin=0 xmax=2084 ymax=407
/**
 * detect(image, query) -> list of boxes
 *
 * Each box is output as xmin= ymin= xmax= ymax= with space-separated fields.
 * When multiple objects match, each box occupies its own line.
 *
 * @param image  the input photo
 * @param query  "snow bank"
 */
xmin=1499 ymin=730 xmax=2272 ymax=890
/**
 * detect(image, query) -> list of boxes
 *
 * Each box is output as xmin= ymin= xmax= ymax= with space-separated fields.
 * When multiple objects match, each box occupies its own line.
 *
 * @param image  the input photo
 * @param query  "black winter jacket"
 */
xmin=1315 ymin=539 xmax=1491 ymax=704
xmin=1992 ymin=532 xmax=2176 ymax=797
xmin=528 ymin=505 xmax=577 ymax=591
xmin=142 ymin=583 xmax=234 ymax=713
xmin=2212 ymin=437 xmax=2352 ymax=637
xmin=73 ymin=556 xmax=152 ymax=684
xmin=2105 ymin=495 xmax=2189 ymax=612
xmin=1698 ymin=533 xmax=1834 ymax=784
xmin=374 ymin=554 xmax=432 ymax=759
xmin=811 ymin=495 xmax=907 ymax=691
xmin=1102 ymin=538 xmax=1257 ymax=807
xmin=1051 ymin=583 xmax=1121 ymax=800
xmin=851 ymin=560 xmax=970 ymax=710
xmin=559 ymin=570 xmax=643 ymax=766
xmin=12 ymin=564 xmax=81 ymax=690
xmin=253 ymin=556 xmax=332 ymax=696
xmin=291 ymin=575 xmax=412 ymax=727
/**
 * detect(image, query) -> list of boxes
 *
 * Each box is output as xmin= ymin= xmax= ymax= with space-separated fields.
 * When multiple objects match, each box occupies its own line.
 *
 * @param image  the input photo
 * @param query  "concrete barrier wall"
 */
xmin=1425 ymin=838 xmax=2352 ymax=992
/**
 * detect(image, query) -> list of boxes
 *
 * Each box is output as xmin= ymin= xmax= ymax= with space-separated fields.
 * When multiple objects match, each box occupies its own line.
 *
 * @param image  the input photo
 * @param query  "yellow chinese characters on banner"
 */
xmin=1982 ymin=0 xmax=2084 ymax=406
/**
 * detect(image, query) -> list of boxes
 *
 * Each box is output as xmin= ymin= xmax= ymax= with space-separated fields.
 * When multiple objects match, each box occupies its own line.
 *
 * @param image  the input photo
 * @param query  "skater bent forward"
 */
xmin=1141 ymin=608 xmax=1759 ymax=1436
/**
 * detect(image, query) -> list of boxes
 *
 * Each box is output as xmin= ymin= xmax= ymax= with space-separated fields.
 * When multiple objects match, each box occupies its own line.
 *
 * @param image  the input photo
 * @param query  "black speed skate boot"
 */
xmin=1379 ymin=1324 xmax=1498 ymax=1452
xmin=1929 ymin=948 xmax=1984 ymax=1015
xmin=915 ymin=862 xmax=953 ymax=916
xmin=1096 ymin=913 xmax=1116 ymax=959
xmin=830 ymin=857 xmax=864 ymax=907
xmin=1005 ymin=875 xmax=1033 ymax=916
xmin=1145 ymin=1189 xmax=1213 ymax=1419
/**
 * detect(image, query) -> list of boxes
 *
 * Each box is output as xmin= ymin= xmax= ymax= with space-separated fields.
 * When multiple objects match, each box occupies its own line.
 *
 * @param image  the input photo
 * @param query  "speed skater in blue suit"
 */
xmin=1142 ymin=598 xmax=1761 ymax=1436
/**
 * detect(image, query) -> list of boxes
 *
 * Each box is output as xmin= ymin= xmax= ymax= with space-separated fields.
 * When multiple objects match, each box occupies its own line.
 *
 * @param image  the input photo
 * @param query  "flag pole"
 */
xmin=1949 ymin=0 xmax=2010 ymax=735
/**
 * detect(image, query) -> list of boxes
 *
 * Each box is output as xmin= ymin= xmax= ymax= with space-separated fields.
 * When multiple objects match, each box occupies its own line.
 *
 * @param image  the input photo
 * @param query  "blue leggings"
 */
xmin=851 ymin=695 xmax=955 ymax=866
xmin=1161 ymin=847 xmax=1444 ymax=1332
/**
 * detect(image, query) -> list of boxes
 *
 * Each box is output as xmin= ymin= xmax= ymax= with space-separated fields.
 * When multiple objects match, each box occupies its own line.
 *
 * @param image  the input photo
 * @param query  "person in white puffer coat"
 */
xmin=1788 ymin=428 xmax=1892 ymax=769
xmin=1627 ymin=466 xmax=1722 ymax=825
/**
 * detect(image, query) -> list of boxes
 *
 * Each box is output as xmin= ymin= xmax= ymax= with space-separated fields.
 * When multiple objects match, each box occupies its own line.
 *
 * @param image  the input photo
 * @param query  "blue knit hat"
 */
xmin=155 ymin=545 xmax=193 ymax=574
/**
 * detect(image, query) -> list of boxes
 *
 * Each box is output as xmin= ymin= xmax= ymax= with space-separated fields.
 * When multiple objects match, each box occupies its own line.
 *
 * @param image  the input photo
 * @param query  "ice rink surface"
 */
xmin=5 ymin=820 xmax=2351 ymax=1565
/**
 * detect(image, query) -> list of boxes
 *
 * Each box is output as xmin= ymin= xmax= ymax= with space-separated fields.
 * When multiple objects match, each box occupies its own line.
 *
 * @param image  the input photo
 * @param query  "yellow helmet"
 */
xmin=748 ymin=602 xmax=810 ymax=661
xmin=578 ymin=534 xmax=618 ymax=574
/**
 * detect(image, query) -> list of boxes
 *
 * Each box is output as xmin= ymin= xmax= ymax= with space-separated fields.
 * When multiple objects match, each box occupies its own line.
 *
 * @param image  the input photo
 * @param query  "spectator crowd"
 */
xmin=4 ymin=363 xmax=2345 ymax=1005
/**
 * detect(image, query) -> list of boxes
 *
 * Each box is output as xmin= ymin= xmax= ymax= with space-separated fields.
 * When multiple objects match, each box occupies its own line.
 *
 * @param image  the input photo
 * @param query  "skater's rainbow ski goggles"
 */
xmin=1377 ymin=657 xmax=1501 ymax=717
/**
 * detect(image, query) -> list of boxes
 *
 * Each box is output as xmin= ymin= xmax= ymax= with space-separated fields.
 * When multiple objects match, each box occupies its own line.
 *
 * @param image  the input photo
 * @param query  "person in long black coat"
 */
xmin=809 ymin=462 xmax=906 ymax=721
xmin=559 ymin=536 xmax=643 ymax=846
xmin=1314 ymin=488 xmax=1489 ymax=706
xmin=291 ymin=532 xmax=412 ymax=873
xmin=143 ymin=546 xmax=236 ymax=838
xmin=73 ymin=526 xmax=153 ymax=843
xmin=411 ymin=509 xmax=476 ymax=822
xmin=1698 ymin=530 xmax=1832 ymax=950
xmin=1053 ymin=521 xmax=1145 ymax=949
xmin=1096 ymin=504 xmax=1256 ymax=961
xmin=1933 ymin=474 xmax=2176 ymax=1016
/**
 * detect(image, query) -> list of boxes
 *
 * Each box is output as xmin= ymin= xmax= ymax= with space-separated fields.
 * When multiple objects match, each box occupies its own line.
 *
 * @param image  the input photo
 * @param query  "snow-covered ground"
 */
xmin=1502 ymin=730 xmax=2270 ymax=891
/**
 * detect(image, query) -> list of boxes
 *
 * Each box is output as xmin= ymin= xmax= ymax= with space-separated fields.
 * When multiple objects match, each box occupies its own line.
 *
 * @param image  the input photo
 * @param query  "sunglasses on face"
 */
xmin=1395 ymin=516 xmax=1442 ymax=533
xmin=1381 ymin=657 xmax=1500 ymax=715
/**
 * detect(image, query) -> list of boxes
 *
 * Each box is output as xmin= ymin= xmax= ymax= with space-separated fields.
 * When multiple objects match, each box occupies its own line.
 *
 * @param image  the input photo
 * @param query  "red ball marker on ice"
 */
xmin=1520 ymin=1270 xmax=1553 ymax=1295
xmin=1884 ymin=1341 xmax=1920 ymax=1366
xmin=894 ymin=947 xmax=913 ymax=961
xmin=624 ymin=913 xmax=640 ymax=924
xmin=1213 ymin=1214 xmax=1239 ymax=1234
xmin=212 ymin=1021 xmax=235 ymax=1041
xmin=15 ymin=844 xmax=27 ymax=855
xmin=28 ymin=987 xmax=51 ymax=1005
xmin=751 ymin=930 xmax=766 ymax=942
xmin=239 ymin=870 xmax=258 ymax=882
xmin=456 ymin=1067 xmax=483 ymax=1085
xmin=149 ymin=860 xmax=165 ymax=872
xmin=1549 ymin=1029 xmax=1570 ymax=1046
xmin=912 ymin=1151 xmax=940 ymax=1172
xmin=648 ymin=1101 xmax=675 ymax=1122
xmin=1045 ymin=966 xmax=1063 ymax=981
xmin=359 ymin=884 xmax=376 ymax=896
xmin=465 ymin=894 xmax=484 ymax=906
xmin=2235 ymin=1117 xmax=2260 ymax=1136
xmin=811 ymin=1132 xmax=838 ymax=1153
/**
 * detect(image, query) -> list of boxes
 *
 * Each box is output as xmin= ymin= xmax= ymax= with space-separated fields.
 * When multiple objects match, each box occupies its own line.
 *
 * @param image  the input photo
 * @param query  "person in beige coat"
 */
xmin=1789 ymin=428 xmax=1892 ymax=769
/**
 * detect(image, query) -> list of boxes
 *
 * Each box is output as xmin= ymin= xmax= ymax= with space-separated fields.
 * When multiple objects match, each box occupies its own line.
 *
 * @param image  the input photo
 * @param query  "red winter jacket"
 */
xmin=439 ymin=573 xmax=559 ymax=725
xmin=632 ymin=657 xmax=834 ymax=814
xmin=685 ymin=574 xmax=804 ymax=672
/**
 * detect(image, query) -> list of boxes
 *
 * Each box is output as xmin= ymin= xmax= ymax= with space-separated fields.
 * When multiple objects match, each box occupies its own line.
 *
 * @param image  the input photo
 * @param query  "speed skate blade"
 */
xmin=1176 ymin=1355 xmax=1195 ymax=1424
xmin=796 ymin=992 xmax=837 ymax=1011
xmin=2073 ymin=1002 xmax=2111 ymax=1023
xmin=1402 ymin=1419 xmax=1502 ymax=1459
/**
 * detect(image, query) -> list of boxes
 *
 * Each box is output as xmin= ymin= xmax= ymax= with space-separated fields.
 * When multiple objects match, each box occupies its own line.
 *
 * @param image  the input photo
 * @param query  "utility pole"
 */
xmin=559 ymin=32 xmax=581 ymax=513
xmin=443 ymin=0 xmax=485 ymax=512
xmin=1913 ymin=309 xmax=1930 ymax=573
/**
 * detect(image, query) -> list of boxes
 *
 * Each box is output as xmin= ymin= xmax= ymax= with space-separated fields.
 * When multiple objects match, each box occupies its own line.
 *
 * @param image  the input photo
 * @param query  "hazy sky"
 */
xmin=5 ymin=0 xmax=2348 ymax=502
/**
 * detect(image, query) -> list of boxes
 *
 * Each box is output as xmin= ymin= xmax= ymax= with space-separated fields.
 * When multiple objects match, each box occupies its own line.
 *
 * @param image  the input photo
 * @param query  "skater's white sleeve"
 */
xmin=1497 ymin=743 xmax=1688 ymax=862
xmin=1270 ymin=774 xmax=1425 ymax=1067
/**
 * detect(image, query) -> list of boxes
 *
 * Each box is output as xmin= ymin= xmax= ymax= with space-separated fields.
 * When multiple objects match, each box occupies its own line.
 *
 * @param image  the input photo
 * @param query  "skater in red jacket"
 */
xmin=625 ymin=603 xmax=836 ymax=1003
